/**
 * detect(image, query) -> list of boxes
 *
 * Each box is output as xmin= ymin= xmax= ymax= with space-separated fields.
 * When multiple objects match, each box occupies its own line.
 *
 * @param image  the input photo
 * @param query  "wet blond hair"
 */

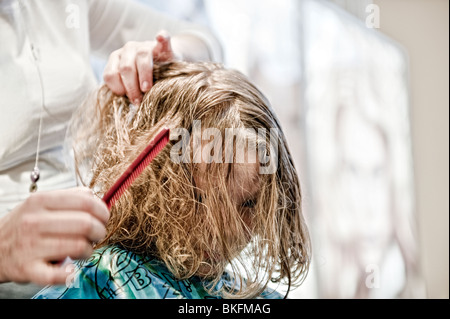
xmin=69 ymin=61 xmax=310 ymax=298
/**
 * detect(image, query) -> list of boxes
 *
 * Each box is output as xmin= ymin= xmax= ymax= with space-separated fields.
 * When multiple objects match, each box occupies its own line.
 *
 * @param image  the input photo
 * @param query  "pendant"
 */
xmin=30 ymin=166 xmax=40 ymax=193
xmin=29 ymin=182 xmax=38 ymax=193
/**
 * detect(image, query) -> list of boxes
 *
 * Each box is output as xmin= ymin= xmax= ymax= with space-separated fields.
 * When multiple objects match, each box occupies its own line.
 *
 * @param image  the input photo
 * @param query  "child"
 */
xmin=33 ymin=62 xmax=310 ymax=299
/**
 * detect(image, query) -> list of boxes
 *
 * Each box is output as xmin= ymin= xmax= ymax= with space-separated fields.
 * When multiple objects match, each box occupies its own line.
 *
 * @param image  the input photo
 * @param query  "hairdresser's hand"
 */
xmin=0 ymin=187 xmax=109 ymax=286
xmin=103 ymin=30 xmax=178 ymax=106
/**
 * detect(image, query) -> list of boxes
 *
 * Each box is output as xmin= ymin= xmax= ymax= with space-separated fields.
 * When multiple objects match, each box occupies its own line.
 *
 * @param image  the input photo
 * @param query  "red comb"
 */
xmin=102 ymin=128 xmax=170 ymax=209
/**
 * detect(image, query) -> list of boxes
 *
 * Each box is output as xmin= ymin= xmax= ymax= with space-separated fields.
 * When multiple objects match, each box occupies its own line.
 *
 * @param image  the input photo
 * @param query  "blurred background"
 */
xmin=96 ymin=0 xmax=449 ymax=298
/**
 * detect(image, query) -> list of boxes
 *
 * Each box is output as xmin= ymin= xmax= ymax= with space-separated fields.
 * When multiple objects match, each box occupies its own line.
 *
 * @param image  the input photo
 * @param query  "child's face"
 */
xmin=192 ymin=155 xmax=260 ymax=277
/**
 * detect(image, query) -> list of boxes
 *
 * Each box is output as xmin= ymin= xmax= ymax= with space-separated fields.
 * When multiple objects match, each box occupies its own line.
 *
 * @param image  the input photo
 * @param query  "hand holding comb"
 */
xmin=48 ymin=129 xmax=169 ymax=267
xmin=102 ymin=128 xmax=170 ymax=209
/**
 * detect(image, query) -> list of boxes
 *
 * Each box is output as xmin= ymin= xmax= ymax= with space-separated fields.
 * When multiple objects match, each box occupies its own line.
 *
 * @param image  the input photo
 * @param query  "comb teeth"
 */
xmin=103 ymin=128 xmax=170 ymax=209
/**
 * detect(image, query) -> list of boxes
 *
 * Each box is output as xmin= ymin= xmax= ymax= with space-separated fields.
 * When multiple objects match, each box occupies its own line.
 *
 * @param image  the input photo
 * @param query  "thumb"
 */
xmin=28 ymin=260 xmax=73 ymax=286
xmin=154 ymin=30 xmax=176 ymax=61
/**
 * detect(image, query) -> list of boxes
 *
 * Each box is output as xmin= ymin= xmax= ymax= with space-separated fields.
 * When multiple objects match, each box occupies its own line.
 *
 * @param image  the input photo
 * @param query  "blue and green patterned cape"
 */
xmin=32 ymin=245 xmax=283 ymax=299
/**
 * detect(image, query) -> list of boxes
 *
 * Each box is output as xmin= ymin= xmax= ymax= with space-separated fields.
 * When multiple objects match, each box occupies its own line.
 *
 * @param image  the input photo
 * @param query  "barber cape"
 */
xmin=33 ymin=245 xmax=283 ymax=299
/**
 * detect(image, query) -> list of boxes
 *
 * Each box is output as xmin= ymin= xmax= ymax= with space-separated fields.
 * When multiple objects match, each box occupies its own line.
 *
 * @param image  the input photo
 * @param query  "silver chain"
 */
xmin=16 ymin=0 xmax=44 ymax=192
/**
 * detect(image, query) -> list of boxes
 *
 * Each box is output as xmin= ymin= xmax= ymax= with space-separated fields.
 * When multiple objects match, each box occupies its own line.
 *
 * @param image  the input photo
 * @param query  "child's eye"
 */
xmin=242 ymin=199 xmax=256 ymax=208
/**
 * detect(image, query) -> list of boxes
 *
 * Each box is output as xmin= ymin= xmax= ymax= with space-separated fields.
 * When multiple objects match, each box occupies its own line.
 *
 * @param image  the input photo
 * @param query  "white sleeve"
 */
xmin=88 ymin=0 xmax=222 ymax=62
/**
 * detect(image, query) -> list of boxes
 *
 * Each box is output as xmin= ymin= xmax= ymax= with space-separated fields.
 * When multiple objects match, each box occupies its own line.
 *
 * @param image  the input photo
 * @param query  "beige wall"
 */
xmin=373 ymin=0 xmax=449 ymax=298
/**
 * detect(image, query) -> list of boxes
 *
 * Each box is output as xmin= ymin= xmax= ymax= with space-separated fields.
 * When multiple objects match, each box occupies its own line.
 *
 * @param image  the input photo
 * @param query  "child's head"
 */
xmin=70 ymin=61 xmax=310 ymax=298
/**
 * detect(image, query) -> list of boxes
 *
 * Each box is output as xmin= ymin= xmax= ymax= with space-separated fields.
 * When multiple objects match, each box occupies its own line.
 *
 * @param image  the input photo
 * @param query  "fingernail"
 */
xmin=157 ymin=30 xmax=170 ymax=40
xmin=133 ymin=98 xmax=141 ymax=106
xmin=142 ymin=81 xmax=150 ymax=91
